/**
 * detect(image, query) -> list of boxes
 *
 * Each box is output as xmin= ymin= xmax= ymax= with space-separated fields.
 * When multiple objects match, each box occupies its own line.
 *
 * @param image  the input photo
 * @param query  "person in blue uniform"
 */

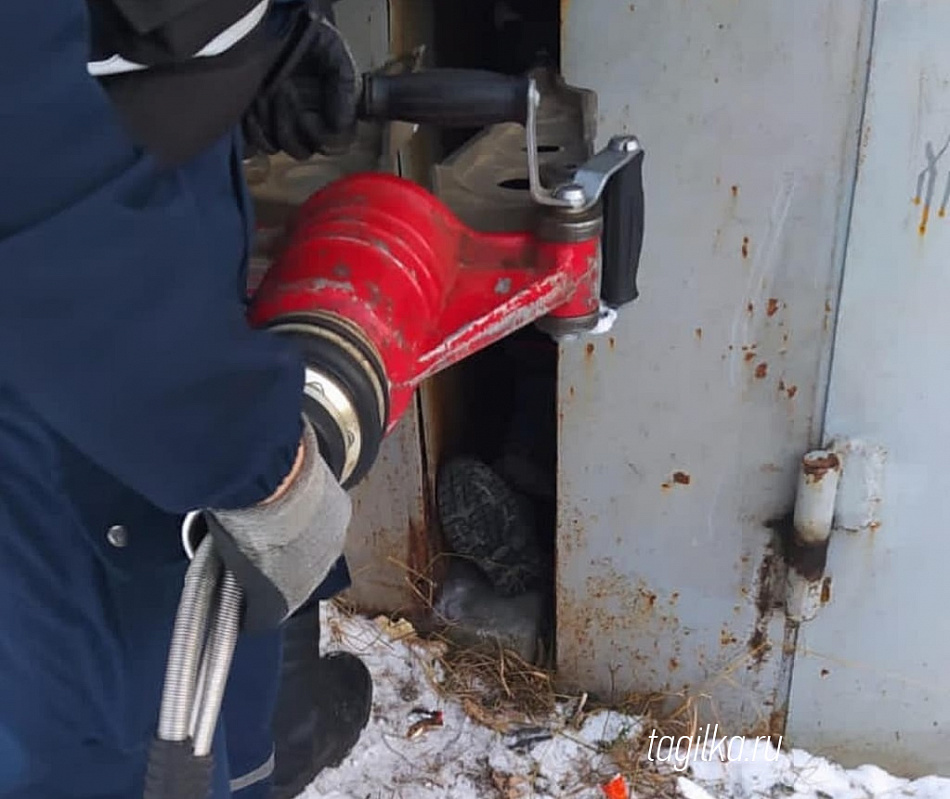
xmin=0 ymin=1 xmax=370 ymax=797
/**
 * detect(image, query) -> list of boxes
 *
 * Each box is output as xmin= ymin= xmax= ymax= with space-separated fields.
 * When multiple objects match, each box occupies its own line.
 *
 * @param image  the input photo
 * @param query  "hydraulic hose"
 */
xmin=145 ymin=533 xmax=226 ymax=799
xmin=192 ymin=570 xmax=244 ymax=757
xmin=157 ymin=535 xmax=221 ymax=742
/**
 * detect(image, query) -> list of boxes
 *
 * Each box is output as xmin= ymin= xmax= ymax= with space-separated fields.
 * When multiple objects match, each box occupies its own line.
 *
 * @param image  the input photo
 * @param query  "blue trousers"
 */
xmin=0 ymin=401 xmax=350 ymax=799
xmin=0 ymin=532 xmax=347 ymax=798
xmin=0 ymin=513 xmax=281 ymax=799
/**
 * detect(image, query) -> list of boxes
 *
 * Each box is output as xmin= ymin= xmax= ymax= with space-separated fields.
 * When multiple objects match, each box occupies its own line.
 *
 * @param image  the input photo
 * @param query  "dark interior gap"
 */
xmin=425 ymin=0 xmax=562 ymax=666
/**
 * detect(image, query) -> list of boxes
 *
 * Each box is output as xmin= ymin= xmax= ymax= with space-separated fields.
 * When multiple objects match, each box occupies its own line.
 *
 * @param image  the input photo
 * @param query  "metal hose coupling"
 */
xmin=268 ymin=313 xmax=389 ymax=489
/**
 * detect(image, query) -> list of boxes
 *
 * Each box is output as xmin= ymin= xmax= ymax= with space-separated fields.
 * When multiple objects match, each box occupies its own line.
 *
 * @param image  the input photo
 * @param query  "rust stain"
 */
xmin=772 ymin=510 xmax=830 ymax=583
xmin=746 ymin=542 xmax=779 ymax=668
xmin=767 ymin=706 xmax=787 ymax=738
xmin=754 ymin=362 xmax=768 ymax=379
xmin=787 ymin=536 xmax=830 ymax=582
xmin=731 ymin=185 xmax=739 ymax=198
xmin=803 ymin=452 xmax=840 ymax=479
xmin=609 ymin=336 xmax=616 ymax=350
xmin=694 ymin=327 xmax=703 ymax=340
xmin=720 ymin=628 xmax=739 ymax=646
xmin=744 ymin=351 xmax=756 ymax=362
xmin=920 ymin=204 xmax=930 ymax=236
xmin=748 ymin=628 xmax=769 ymax=664
xmin=741 ymin=236 xmax=750 ymax=259
xmin=820 ymin=576 xmax=832 ymax=605
xmin=746 ymin=301 xmax=754 ymax=315
xmin=660 ymin=482 xmax=672 ymax=492
xmin=777 ymin=379 xmax=797 ymax=399
xmin=560 ymin=517 xmax=588 ymax=558
xmin=558 ymin=568 xmax=686 ymax=696
xmin=755 ymin=546 xmax=777 ymax=617
xmin=766 ymin=298 xmax=780 ymax=317
xmin=820 ymin=668 xmax=831 ymax=678
xmin=670 ymin=591 xmax=680 ymax=603
xmin=585 ymin=342 xmax=595 ymax=358
xmin=568 ymin=385 xmax=575 ymax=398
xmin=672 ymin=471 xmax=691 ymax=485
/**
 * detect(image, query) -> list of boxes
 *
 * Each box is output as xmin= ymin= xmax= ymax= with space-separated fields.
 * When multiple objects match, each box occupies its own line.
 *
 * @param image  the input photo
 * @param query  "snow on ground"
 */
xmin=299 ymin=603 xmax=950 ymax=799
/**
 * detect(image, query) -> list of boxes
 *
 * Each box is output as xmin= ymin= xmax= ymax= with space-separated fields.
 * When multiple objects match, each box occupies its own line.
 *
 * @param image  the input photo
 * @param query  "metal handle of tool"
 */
xmin=144 ymin=526 xmax=244 ymax=799
xmin=360 ymin=68 xmax=530 ymax=127
xmin=600 ymin=143 xmax=646 ymax=308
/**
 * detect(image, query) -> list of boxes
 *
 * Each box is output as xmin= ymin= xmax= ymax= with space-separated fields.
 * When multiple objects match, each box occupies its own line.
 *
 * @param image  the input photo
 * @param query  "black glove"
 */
xmin=243 ymin=1 xmax=360 ymax=160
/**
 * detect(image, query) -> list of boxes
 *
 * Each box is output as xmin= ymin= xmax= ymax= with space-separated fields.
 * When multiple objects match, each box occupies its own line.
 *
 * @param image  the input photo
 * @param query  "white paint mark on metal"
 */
xmin=827 ymin=437 xmax=886 ymax=534
xmin=785 ymin=572 xmax=827 ymax=624
xmin=587 ymin=302 xmax=619 ymax=336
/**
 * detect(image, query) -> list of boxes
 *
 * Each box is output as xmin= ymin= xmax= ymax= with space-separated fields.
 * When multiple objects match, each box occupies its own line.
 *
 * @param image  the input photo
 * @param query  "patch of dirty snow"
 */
xmin=298 ymin=603 xmax=950 ymax=799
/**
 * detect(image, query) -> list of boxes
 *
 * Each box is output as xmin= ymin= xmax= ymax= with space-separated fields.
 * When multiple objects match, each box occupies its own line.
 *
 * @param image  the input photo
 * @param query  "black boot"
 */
xmin=270 ymin=603 xmax=373 ymax=799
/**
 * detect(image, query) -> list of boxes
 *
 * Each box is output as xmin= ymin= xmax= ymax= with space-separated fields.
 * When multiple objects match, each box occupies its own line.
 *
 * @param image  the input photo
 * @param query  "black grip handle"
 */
xmin=600 ymin=150 xmax=645 ymax=308
xmin=360 ymin=69 xmax=530 ymax=128
xmin=142 ymin=738 xmax=213 ymax=799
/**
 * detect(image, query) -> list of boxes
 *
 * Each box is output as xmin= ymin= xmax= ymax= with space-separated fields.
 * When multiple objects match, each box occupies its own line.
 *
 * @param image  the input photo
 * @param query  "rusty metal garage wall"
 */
xmin=557 ymin=0 xmax=874 ymax=731
xmin=786 ymin=1 xmax=950 ymax=777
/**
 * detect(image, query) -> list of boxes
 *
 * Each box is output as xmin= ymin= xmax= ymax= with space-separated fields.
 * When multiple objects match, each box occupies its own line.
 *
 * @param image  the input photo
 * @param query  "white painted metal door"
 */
xmin=558 ymin=0 xmax=873 ymax=734
xmin=786 ymin=0 xmax=950 ymax=777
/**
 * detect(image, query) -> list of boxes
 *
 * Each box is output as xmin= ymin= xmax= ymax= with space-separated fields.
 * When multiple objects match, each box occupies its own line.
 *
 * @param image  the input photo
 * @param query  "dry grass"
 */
xmin=334 ymin=556 xmax=778 ymax=798
xmin=373 ymin=554 xmax=564 ymax=727
xmin=328 ymin=595 xmax=699 ymax=797
xmin=433 ymin=637 xmax=560 ymax=726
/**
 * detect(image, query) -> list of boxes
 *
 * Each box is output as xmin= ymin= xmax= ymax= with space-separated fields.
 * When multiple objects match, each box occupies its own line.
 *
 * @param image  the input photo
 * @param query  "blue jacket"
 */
xmin=0 ymin=0 xmax=305 ymax=520
xmin=0 ymin=2 xmax=341 ymax=794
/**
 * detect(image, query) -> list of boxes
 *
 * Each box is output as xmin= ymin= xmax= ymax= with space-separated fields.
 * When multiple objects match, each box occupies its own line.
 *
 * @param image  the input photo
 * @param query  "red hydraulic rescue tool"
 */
xmin=149 ymin=68 xmax=645 ymax=798
xmin=248 ymin=67 xmax=646 ymax=489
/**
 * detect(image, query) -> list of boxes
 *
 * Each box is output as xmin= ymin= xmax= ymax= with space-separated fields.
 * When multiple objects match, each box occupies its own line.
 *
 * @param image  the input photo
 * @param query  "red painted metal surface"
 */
xmin=248 ymin=172 xmax=600 ymax=431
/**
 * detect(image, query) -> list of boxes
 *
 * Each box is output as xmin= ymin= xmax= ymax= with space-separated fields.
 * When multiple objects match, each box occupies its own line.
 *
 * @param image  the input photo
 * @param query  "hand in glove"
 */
xmin=243 ymin=1 xmax=360 ymax=160
xmin=203 ymin=418 xmax=352 ymax=632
